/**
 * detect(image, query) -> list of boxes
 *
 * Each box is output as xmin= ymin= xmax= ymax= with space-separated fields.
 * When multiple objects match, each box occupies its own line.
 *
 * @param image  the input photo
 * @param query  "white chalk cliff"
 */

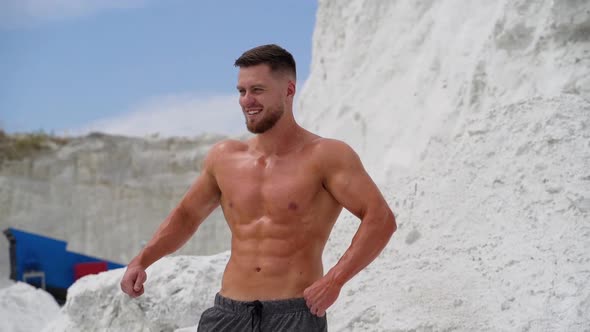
xmin=298 ymin=0 xmax=590 ymax=183
xmin=0 ymin=133 xmax=231 ymax=279
xmin=8 ymin=0 xmax=590 ymax=331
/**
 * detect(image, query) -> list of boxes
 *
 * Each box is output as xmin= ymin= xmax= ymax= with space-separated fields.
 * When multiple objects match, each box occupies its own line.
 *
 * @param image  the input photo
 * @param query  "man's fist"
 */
xmin=120 ymin=265 xmax=147 ymax=298
xmin=303 ymin=274 xmax=342 ymax=317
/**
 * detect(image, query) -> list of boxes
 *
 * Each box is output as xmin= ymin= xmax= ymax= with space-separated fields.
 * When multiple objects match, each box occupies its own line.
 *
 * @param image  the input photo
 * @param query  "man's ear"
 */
xmin=287 ymin=80 xmax=296 ymax=97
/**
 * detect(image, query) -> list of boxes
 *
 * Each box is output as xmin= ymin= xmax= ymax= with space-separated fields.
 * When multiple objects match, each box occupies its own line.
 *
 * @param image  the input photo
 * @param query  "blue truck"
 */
xmin=3 ymin=228 xmax=125 ymax=304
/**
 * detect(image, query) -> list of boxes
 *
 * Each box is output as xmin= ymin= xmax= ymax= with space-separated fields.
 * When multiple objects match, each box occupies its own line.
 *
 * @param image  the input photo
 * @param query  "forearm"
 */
xmin=326 ymin=208 xmax=396 ymax=287
xmin=130 ymin=206 xmax=199 ymax=269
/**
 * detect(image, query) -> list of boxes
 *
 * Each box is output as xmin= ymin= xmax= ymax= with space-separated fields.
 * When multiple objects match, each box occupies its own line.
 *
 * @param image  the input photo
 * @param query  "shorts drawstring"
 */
xmin=246 ymin=300 xmax=263 ymax=332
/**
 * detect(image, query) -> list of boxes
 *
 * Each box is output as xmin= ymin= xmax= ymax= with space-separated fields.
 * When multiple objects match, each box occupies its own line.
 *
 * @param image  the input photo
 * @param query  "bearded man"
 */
xmin=121 ymin=44 xmax=396 ymax=332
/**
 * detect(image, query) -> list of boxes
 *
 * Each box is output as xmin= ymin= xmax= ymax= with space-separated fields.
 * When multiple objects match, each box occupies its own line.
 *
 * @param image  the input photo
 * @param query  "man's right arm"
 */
xmin=121 ymin=143 xmax=222 ymax=297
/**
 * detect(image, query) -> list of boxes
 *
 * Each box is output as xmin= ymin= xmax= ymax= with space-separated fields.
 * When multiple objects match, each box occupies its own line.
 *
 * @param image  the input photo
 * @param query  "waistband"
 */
xmin=214 ymin=293 xmax=309 ymax=315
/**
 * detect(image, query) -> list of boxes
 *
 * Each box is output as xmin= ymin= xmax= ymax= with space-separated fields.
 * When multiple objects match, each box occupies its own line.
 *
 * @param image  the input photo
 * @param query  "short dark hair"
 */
xmin=234 ymin=44 xmax=296 ymax=80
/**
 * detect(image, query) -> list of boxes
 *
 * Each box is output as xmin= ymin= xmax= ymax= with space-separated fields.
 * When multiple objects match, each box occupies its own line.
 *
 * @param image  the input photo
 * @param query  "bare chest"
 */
xmin=216 ymin=155 xmax=323 ymax=221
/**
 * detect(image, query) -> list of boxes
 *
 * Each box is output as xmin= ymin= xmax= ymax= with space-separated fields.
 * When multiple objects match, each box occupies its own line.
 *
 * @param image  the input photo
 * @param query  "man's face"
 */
xmin=237 ymin=64 xmax=288 ymax=134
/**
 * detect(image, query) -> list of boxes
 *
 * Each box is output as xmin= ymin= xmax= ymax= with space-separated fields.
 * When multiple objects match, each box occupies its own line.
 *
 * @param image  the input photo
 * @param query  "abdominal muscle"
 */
xmin=219 ymin=215 xmax=328 ymax=301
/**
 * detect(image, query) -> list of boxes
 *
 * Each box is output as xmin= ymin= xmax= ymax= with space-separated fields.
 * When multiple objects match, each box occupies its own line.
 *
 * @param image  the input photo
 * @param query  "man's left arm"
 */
xmin=303 ymin=140 xmax=397 ymax=316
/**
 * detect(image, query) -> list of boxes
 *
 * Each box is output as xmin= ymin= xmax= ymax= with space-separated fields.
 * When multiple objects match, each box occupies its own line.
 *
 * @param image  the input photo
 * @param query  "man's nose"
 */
xmin=241 ymin=93 xmax=256 ymax=106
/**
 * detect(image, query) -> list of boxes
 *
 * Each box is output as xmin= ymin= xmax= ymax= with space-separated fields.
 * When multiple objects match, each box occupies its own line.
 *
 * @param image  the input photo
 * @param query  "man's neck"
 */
xmin=253 ymin=114 xmax=306 ymax=156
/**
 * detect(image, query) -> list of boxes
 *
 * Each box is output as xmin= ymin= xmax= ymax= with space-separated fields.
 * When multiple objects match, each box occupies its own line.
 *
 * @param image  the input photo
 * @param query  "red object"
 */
xmin=74 ymin=261 xmax=108 ymax=280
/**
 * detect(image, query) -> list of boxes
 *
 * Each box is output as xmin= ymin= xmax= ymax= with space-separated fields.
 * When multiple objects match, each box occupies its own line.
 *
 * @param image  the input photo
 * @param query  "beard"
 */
xmin=245 ymin=104 xmax=284 ymax=134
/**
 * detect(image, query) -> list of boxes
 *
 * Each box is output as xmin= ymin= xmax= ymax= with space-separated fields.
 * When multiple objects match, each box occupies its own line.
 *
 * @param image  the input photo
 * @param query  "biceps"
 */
xmin=327 ymin=170 xmax=382 ymax=219
xmin=179 ymin=172 xmax=221 ymax=221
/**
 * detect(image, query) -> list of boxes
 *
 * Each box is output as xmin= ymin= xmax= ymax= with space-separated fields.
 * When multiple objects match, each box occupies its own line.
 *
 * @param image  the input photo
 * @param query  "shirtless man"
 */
xmin=120 ymin=44 xmax=396 ymax=331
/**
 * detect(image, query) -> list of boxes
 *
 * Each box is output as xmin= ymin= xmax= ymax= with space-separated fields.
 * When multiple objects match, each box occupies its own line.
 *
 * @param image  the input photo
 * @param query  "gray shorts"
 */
xmin=197 ymin=293 xmax=328 ymax=332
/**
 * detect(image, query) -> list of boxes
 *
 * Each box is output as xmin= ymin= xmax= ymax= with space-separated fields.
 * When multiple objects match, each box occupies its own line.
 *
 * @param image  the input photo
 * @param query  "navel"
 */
xmin=255 ymin=267 xmax=262 ymax=272
xmin=288 ymin=202 xmax=298 ymax=210
xmin=256 ymin=156 xmax=267 ymax=167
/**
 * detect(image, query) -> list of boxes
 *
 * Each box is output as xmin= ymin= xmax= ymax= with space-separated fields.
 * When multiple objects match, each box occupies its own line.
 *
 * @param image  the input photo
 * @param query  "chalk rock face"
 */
xmin=293 ymin=0 xmax=589 ymax=330
xmin=0 ymin=282 xmax=60 ymax=332
xmin=298 ymin=0 xmax=590 ymax=183
xmin=321 ymin=95 xmax=590 ymax=331
xmin=0 ymin=133 xmax=230 ymax=272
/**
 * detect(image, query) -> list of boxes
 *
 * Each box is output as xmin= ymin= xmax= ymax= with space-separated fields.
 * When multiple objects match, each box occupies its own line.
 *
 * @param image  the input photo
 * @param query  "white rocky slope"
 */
xmin=323 ymin=95 xmax=590 ymax=331
xmin=298 ymin=0 xmax=590 ymax=183
xmin=0 ymin=282 xmax=60 ymax=332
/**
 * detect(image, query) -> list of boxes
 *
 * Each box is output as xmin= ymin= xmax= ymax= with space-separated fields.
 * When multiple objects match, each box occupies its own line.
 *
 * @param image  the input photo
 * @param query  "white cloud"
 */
xmin=0 ymin=0 xmax=147 ymax=28
xmin=70 ymin=93 xmax=247 ymax=138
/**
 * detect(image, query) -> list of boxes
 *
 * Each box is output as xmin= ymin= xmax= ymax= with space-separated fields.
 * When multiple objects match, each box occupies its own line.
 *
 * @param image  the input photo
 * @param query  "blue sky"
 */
xmin=0 ymin=0 xmax=317 ymax=137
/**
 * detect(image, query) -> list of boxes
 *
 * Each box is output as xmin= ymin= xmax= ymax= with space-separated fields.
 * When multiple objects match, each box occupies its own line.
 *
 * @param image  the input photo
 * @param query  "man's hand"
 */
xmin=303 ymin=274 xmax=342 ymax=317
xmin=120 ymin=265 xmax=147 ymax=298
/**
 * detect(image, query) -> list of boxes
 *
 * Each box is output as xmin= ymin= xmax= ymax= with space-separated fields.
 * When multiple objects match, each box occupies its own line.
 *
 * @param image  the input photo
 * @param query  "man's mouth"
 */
xmin=246 ymin=108 xmax=262 ymax=115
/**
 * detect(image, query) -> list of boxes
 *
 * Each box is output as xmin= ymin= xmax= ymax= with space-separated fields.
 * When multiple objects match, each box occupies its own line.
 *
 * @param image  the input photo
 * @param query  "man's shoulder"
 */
xmin=310 ymin=137 xmax=358 ymax=158
xmin=209 ymin=139 xmax=249 ymax=156
xmin=308 ymin=137 xmax=361 ymax=168
xmin=202 ymin=139 xmax=247 ymax=169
